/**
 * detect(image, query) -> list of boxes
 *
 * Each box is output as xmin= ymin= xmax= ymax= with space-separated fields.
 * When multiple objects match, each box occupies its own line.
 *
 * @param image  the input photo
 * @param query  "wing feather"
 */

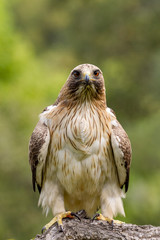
xmin=29 ymin=121 xmax=50 ymax=192
xmin=107 ymin=108 xmax=132 ymax=192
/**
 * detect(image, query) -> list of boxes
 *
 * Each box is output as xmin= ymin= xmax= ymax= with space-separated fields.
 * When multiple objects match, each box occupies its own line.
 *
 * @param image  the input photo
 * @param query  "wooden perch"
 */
xmin=34 ymin=210 xmax=160 ymax=240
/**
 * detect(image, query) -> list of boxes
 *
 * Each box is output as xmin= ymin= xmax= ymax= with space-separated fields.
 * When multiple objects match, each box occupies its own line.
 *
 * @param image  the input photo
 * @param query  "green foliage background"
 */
xmin=0 ymin=0 xmax=160 ymax=239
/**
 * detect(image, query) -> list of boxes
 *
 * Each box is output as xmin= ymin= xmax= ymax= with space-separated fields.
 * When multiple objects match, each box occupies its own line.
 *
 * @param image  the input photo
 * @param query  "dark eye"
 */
xmin=72 ymin=70 xmax=80 ymax=78
xmin=94 ymin=70 xmax=100 ymax=77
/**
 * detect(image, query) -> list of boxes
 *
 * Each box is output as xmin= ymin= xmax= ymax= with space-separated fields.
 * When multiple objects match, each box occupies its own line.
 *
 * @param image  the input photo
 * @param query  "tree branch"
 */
xmin=34 ymin=210 xmax=160 ymax=240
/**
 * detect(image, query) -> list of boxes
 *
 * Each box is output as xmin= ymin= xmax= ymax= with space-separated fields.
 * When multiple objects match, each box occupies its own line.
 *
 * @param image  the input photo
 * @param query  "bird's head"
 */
xmin=59 ymin=64 xmax=106 ymax=105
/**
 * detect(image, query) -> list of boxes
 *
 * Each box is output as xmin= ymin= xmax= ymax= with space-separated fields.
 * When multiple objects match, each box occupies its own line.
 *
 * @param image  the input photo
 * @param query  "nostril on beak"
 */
xmin=84 ymin=74 xmax=90 ymax=84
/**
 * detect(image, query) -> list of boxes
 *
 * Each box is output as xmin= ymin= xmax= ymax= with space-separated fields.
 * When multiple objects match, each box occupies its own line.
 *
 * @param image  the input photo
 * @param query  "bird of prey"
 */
xmin=29 ymin=64 xmax=132 ymax=231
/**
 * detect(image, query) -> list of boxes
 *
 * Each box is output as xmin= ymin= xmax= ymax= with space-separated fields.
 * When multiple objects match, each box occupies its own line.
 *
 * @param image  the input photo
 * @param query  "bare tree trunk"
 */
xmin=34 ymin=210 xmax=160 ymax=240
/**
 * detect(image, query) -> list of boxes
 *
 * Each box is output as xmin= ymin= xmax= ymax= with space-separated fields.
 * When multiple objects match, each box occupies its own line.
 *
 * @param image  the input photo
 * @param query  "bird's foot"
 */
xmin=42 ymin=211 xmax=81 ymax=233
xmin=113 ymin=219 xmax=124 ymax=224
xmin=92 ymin=213 xmax=124 ymax=225
xmin=92 ymin=213 xmax=113 ymax=224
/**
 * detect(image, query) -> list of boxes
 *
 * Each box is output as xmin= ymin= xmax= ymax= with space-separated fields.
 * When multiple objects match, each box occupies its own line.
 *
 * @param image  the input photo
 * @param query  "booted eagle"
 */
xmin=29 ymin=64 xmax=132 ymax=229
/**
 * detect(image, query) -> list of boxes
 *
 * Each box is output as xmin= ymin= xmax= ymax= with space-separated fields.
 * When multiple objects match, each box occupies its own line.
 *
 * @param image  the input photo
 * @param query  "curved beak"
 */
xmin=84 ymin=74 xmax=90 ymax=84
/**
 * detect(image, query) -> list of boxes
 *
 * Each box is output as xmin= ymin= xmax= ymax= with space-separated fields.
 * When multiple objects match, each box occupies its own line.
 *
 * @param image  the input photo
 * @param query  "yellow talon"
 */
xmin=113 ymin=219 xmax=124 ymax=224
xmin=93 ymin=213 xmax=113 ymax=224
xmin=42 ymin=211 xmax=80 ymax=233
xmin=93 ymin=213 xmax=124 ymax=225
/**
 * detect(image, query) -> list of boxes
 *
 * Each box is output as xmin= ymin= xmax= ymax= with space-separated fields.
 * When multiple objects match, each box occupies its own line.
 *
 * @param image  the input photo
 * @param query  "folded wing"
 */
xmin=107 ymin=108 xmax=132 ymax=192
xmin=29 ymin=120 xmax=50 ymax=192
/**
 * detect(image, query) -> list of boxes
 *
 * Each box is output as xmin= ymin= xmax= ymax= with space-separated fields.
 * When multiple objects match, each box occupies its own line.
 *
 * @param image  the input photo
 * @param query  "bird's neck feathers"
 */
xmin=56 ymin=84 xmax=107 ymax=110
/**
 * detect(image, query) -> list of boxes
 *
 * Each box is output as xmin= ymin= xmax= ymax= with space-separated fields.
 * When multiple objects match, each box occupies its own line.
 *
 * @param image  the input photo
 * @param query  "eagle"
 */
xmin=29 ymin=64 xmax=132 ymax=231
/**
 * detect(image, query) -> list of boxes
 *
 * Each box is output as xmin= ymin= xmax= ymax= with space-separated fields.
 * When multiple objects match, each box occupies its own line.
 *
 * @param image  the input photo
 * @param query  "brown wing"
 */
xmin=107 ymin=108 xmax=132 ymax=192
xmin=29 ymin=121 xmax=50 ymax=192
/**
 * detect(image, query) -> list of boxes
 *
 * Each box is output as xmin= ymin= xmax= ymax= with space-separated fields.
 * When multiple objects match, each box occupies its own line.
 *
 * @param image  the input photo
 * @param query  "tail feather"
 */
xmin=101 ymin=182 xmax=125 ymax=218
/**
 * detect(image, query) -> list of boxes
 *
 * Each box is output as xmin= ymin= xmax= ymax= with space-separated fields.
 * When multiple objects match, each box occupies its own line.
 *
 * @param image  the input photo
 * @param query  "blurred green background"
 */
xmin=0 ymin=0 xmax=160 ymax=239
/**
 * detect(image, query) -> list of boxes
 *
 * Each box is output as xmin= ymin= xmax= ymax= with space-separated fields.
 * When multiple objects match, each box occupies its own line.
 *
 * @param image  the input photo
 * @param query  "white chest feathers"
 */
xmin=46 ymin=106 xmax=113 ymax=196
xmin=79 ymin=117 xmax=90 ymax=143
xmin=63 ymin=107 xmax=108 ymax=155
